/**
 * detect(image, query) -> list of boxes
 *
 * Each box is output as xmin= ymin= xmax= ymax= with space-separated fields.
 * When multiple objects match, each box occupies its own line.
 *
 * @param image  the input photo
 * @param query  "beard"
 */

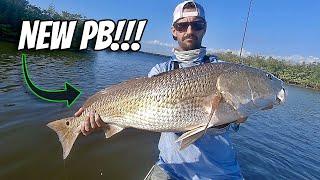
xmin=178 ymin=40 xmax=201 ymax=51
xmin=178 ymin=34 xmax=201 ymax=51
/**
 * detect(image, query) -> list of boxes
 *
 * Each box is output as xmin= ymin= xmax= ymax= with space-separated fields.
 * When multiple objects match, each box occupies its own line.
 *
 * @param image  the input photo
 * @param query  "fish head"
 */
xmin=217 ymin=64 xmax=286 ymax=116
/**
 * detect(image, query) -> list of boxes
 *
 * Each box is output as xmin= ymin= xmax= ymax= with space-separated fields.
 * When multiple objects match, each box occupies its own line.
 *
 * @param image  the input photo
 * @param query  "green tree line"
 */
xmin=1 ymin=0 xmax=319 ymax=90
xmin=215 ymin=52 xmax=320 ymax=90
xmin=0 ymin=0 xmax=87 ymax=49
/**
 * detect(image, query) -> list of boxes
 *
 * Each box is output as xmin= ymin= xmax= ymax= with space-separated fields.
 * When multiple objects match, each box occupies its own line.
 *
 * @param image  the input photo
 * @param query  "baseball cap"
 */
xmin=172 ymin=1 xmax=206 ymax=25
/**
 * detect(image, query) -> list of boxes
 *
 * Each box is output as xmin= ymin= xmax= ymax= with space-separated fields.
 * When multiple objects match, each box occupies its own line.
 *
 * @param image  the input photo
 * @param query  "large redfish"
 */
xmin=47 ymin=62 xmax=286 ymax=159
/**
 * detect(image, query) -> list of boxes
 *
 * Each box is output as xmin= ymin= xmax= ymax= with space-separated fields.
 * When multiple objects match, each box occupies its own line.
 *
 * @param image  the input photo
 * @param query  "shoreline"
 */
xmin=138 ymin=51 xmax=320 ymax=91
xmin=284 ymin=82 xmax=320 ymax=91
xmin=0 ymin=41 xmax=318 ymax=92
xmin=137 ymin=51 xmax=171 ymax=58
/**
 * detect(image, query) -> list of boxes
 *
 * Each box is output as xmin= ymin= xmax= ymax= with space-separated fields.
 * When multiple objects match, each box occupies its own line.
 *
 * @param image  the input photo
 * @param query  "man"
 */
xmin=75 ymin=1 xmax=245 ymax=179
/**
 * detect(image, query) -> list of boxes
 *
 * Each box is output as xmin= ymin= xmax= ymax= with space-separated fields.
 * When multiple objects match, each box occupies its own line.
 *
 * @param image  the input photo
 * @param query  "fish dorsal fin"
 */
xmin=104 ymin=124 xmax=124 ymax=138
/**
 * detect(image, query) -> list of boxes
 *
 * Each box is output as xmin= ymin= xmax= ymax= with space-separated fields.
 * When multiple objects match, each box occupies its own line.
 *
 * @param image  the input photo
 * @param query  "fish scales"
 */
xmin=80 ymin=63 xmax=230 ymax=131
xmin=47 ymin=62 xmax=286 ymax=159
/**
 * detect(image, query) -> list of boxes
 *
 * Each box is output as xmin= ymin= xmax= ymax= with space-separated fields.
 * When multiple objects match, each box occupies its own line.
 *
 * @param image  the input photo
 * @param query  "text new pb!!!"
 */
xmin=18 ymin=19 xmax=148 ymax=51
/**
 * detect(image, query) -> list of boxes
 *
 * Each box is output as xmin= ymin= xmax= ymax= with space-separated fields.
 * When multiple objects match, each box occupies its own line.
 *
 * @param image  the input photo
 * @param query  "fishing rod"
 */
xmin=233 ymin=0 xmax=254 ymax=131
xmin=239 ymin=0 xmax=254 ymax=64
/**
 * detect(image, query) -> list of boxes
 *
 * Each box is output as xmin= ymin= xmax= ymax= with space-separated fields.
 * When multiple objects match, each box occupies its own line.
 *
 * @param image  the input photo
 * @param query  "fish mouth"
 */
xmin=261 ymin=104 xmax=273 ymax=110
xmin=276 ymin=88 xmax=286 ymax=104
xmin=261 ymin=88 xmax=286 ymax=111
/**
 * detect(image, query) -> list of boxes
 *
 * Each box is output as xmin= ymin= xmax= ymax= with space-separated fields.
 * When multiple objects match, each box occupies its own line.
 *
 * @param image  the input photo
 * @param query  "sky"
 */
xmin=28 ymin=0 xmax=320 ymax=62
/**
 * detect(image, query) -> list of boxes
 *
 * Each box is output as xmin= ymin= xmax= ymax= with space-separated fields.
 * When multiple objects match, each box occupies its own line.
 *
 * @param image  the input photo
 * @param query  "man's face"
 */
xmin=172 ymin=16 xmax=206 ymax=51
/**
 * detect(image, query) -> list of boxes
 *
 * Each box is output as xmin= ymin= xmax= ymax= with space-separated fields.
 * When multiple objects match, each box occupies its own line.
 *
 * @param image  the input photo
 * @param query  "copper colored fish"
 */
xmin=47 ymin=62 xmax=286 ymax=159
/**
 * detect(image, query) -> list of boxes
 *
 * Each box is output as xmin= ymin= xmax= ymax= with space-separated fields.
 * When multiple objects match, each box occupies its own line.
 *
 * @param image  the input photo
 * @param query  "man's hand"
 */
xmin=74 ymin=107 xmax=106 ymax=136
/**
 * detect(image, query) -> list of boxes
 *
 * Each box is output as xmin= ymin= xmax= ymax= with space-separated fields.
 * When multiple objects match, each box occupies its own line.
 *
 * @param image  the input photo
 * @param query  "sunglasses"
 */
xmin=173 ymin=21 xmax=206 ymax=32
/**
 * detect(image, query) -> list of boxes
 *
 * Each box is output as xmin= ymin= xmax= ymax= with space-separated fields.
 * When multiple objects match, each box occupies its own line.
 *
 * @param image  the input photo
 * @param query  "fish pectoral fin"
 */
xmin=176 ymin=126 xmax=207 ymax=150
xmin=104 ymin=124 xmax=124 ymax=138
xmin=175 ymin=94 xmax=222 ymax=150
xmin=201 ymin=94 xmax=222 ymax=114
xmin=202 ymin=93 xmax=222 ymax=135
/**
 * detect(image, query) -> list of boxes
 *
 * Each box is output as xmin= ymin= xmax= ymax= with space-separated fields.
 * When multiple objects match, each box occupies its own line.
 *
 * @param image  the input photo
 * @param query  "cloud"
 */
xmin=271 ymin=55 xmax=320 ymax=64
xmin=141 ymin=40 xmax=320 ymax=64
xmin=140 ymin=40 xmax=174 ymax=56
xmin=207 ymin=48 xmax=252 ymax=57
xmin=143 ymin=40 xmax=175 ymax=48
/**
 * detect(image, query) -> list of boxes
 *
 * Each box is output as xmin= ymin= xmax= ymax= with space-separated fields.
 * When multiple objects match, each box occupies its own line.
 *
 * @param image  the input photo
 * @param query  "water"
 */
xmin=0 ymin=42 xmax=319 ymax=179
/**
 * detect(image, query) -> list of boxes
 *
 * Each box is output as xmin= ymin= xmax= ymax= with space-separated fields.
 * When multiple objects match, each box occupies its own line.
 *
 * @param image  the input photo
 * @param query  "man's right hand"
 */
xmin=74 ymin=108 xmax=106 ymax=136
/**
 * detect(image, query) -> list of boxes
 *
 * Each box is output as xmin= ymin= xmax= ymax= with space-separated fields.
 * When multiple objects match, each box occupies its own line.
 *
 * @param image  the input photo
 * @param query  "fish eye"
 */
xmin=266 ymin=74 xmax=273 ymax=80
xmin=66 ymin=121 xmax=70 ymax=126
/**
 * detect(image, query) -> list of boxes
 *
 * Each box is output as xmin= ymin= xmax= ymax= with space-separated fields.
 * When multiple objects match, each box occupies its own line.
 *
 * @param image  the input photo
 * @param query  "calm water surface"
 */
xmin=0 ymin=42 xmax=319 ymax=179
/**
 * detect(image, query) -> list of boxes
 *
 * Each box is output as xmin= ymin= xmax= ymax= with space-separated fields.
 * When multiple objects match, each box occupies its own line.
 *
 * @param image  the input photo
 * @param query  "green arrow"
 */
xmin=21 ymin=53 xmax=82 ymax=107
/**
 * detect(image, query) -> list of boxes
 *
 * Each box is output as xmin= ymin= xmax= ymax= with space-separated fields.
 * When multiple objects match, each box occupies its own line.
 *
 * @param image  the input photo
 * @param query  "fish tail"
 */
xmin=47 ymin=117 xmax=79 ymax=159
